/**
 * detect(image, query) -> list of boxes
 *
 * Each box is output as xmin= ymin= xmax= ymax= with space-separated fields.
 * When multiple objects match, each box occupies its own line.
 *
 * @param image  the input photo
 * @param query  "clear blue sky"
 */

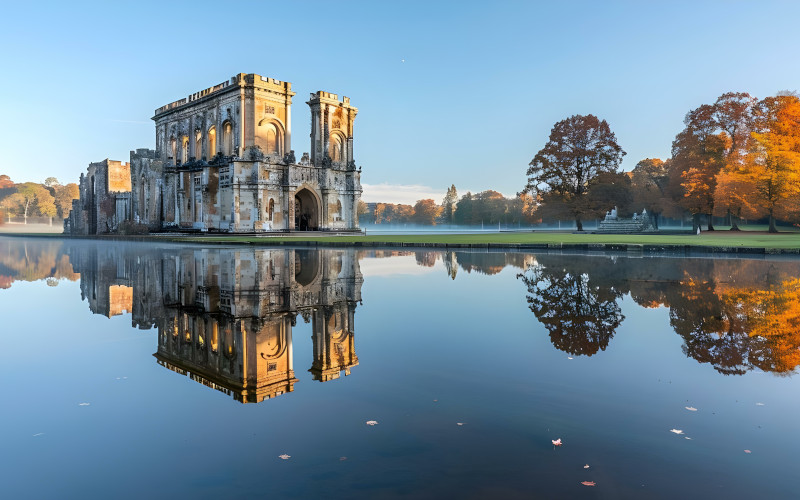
xmin=2 ymin=0 xmax=799 ymax=204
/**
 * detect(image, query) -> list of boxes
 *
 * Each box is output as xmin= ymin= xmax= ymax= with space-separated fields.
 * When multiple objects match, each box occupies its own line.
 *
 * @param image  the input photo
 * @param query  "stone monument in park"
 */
xmin=597 ymin=207 xmax=656 ymax=233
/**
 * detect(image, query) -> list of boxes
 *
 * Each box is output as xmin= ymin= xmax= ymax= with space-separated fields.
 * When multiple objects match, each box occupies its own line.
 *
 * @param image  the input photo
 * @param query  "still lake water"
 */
xmin=2 ymin=236 xmax=800 ymax=499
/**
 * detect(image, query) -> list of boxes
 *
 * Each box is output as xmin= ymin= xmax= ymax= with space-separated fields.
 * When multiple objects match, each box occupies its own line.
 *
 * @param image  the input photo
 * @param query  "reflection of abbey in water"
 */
xmin=70 ymin=245 xmax=362 ymax=403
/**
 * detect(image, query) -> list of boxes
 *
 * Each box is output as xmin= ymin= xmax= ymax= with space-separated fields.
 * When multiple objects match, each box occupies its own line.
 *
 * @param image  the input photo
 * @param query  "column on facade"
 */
xmin=232 ymin=178 xmax=240 ymax=231
xmin=286 ymin=186 xmax=296 ymax=230
xmin=284 ymin=95 xmax=292 ymax=154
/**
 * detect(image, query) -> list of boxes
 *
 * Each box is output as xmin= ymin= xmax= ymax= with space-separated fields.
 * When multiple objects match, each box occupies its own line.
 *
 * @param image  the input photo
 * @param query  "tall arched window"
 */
xmin=257 ymin=121 xmax=282 ymax=156
xmin=170 ymin=137 xmax=177 ymax=160
xmin=268 ymin=199 xmax=275 ymax=221
xmin=208 ymin=126 xmax=216 ymax=157
xmin=331 ymin=136 xmax=342 ymax=162
xmin=181 ymin=136 xmax=189 ymax=163
xmin=222 ymin=122 xmax=233 ymax=156
xmin=195 ymin=131 xmax=202 ymax=160
xmin=266 ymin=124 xmax=278 ymax=154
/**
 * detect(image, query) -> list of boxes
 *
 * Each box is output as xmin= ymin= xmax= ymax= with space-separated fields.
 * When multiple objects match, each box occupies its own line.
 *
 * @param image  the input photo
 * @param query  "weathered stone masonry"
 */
xmin=67 ymin=73 xmax=362 ymax=234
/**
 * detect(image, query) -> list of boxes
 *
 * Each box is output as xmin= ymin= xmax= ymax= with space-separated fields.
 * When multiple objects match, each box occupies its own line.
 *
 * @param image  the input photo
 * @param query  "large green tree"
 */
xmin=524 ymin=114 xmax=625 ymax=231
xmin=441 ymin=184 xmax=458 ymax=224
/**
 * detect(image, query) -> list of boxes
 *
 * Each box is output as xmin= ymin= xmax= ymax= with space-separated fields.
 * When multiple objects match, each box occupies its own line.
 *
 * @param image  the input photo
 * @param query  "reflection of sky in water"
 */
xmin=1 ymin=238 xmax=799 ymax=499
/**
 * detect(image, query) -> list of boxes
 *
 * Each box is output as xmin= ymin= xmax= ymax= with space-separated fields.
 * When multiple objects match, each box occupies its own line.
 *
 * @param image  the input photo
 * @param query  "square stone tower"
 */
xmin=307 ymin=91 xmax=358 ymax=169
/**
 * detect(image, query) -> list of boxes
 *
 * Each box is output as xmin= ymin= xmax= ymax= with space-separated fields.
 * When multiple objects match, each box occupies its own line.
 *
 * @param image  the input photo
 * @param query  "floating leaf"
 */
xmin=552 ymin=438 xmax=562 ymax=446
xmin=583 ymin=464 xmax=590 ymax=469
xmin=567 ymin=357 xmax=573 ymax=360
xmin=78 ymin=403 xmax=90 ymax=406
xmin=278 ymin=454 xmax=291 ymax=460
xmin=32 ymin=433 xmax=44 ymax=437
xmin=581 ymin=481 xmax=596 ymax=486
xmin=670 ymin=429 xmax=684 ymax=435
xmin=685 ymin=407 xmax=697 ymax=412
xmin=366 ymin=420 xmax=379 ymax=426
xmin=744 ymin=449 xmax=752 ymax=454
xmin=685 ymin=437 xmax=692 ymax=440
xmin=339 ymin=457 xmax=347 ymax=461
xmin=456 ymin=422 xmax=465 ymax=426
xmin=756 ymin=403 xmax=765 ymax=406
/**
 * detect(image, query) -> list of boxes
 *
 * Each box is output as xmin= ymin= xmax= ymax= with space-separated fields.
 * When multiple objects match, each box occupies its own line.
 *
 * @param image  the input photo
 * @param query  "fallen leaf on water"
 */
xmin=366 ymin=420 xmax=379 ymax=426
xmin=567 ymin=357 xmax=573 ymax=360
xmin=552 ymin=438 xmax=562 ymax=446
xmin=685 ymin=406 xmax=697 ymax=411
xmin=685 ymin=437 xmax=692 ymax=440
xmin=339 ymin=457 xmax=347 ymax=461
xmin=32 ymin=433 xmax=44 ymax=437
xmin=581 ymin=481 xmax=596 ymax=486
xmin=457 ymin=422 xmax=465 ymax=426
xmin=670 ymin=429 xmax=684 ymax=435
xmin=583 ymin=464 xmax=590 ymax=469
xmin=744 ymin=450 xmax=752 ymax=454
xmin=78 ymin=403 xmax=91 ymax=406
xmin=756 ymin=403 xmax=765 ymax=406
xmin=278 ymin=454 xmax=291 ymax=460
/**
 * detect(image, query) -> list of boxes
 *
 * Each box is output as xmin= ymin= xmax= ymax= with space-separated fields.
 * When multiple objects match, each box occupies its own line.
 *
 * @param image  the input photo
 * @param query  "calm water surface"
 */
xmin=2 ymin=237 xmax=800 ymax=499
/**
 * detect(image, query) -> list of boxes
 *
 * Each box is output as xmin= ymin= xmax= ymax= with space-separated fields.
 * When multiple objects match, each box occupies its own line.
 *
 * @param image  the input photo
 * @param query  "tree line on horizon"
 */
xmin=523 ymin=91 xmax=800 ymax=232
xmin=0 ymin=175 xmax=79 ymax=225
xmin=364 ymin=91 xmax=800 ymax=232
xmin=358 ymin=186 xmax=538 ymax=227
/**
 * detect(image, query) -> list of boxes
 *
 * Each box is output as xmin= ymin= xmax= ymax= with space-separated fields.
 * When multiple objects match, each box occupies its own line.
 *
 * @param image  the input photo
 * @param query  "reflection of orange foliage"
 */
xmin=638 ymin=300 xmax=664 ymax=309
xmin=720 ymin=278 xmax=800 ymax=373
xmin=0 ymin=240 xmax=79 ymax=288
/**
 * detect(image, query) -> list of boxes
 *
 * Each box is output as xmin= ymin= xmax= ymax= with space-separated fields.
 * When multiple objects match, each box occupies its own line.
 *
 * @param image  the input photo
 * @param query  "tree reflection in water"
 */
xmin=517 ymin=254 xmax=800 ymax=374
xmin=518 ymin=261 xmax=624 ymax=356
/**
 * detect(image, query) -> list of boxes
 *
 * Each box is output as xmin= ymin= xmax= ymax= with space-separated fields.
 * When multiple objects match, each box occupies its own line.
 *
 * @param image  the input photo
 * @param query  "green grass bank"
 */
xmin=4 ymin=228 xmax=800 ymax=253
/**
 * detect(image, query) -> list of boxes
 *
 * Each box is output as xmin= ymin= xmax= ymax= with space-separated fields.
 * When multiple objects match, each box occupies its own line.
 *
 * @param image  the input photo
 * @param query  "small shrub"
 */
xmin=117 ymin=220 xmax=149 ymax=235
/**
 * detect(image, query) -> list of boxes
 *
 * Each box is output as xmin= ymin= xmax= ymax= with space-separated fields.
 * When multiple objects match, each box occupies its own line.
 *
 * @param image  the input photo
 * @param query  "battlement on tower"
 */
xmin=154 ymin=73 xmax=294 ymax=118
xmin=308 ymin=91 xmax=355 ymax=110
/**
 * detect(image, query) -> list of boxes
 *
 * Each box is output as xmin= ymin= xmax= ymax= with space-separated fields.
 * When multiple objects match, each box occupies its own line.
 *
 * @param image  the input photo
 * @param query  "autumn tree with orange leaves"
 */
xmin=631 ymin=158 xmax=674 ymax=228
xmin=744 ymin=94 xmax=800 ymax=232
xmin=669 ymin=104 xmax=727 ymax=231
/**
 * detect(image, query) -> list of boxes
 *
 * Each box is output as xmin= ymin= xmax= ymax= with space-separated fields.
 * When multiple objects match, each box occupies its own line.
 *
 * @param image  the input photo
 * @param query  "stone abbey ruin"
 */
xmin=66 ymin=73 xmax=362 ymax=234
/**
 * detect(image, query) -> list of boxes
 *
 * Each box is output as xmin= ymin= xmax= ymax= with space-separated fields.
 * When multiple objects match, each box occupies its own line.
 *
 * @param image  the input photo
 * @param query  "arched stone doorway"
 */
xmin=294 ymin=188 xmax=319 ymax=231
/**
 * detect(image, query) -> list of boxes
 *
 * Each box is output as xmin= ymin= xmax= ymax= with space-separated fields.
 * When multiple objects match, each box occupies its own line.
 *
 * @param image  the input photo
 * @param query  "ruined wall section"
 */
xmin=67 ymin=159 xmax=132 ymax=234
xmin=130 ymin=148 xmax=162 ymax=230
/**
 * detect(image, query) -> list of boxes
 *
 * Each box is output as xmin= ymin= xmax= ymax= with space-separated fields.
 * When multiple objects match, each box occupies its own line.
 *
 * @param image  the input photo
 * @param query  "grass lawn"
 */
xmin=4 ymin=225 xmax=800 ymax=249
xmin=162 ymin=228 xmax=800 ymax=249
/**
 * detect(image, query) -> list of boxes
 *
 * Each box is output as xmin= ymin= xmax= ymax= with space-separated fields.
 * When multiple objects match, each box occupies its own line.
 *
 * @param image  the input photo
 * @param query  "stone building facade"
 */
xmin=67 ymin=73 xmax=362 ymax=234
